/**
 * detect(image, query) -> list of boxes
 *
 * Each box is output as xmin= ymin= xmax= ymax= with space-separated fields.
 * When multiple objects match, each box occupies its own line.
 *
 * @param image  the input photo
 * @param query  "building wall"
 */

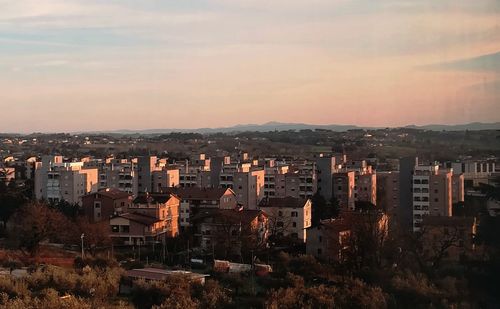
xmin=332 ymin=171 xmax=355 ymax=210
xmin=152 ymin=169 xmax=180 ymax=193
xmin=137 ymin=156 xmax=157 ymax=193
xmin=399 ymin=157 xmax=417 ymax=230
xmin=452 ymin=174 xmax=465 ymax=205
xmin=285 ymin=173 xmax=300 ymax=198
xmin=306 ymin=224 xmax=350 ymax=261
xmin=82 ymin=193 xmax=131 ymax=223
xmin=376 ymin=172 xmax=400 ymax=223
xmin=429 ymin=171 xmax=452 ymax=217
xmin=316 ymin=156 xmax=335 ymax=200
xmin=261 ymin=200 xmax=312 ymax=241
xmin=355 ymin=173 xmax=377 ymax=205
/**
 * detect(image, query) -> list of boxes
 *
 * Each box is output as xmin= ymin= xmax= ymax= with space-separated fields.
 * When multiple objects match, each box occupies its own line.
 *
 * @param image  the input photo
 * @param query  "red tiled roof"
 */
xmin=133 ymin=193 xmax=178 ymax=204
xmin=259 ymin=197 xmax=308 ymax=208
xmin=163 ymin=187 xmax=232 ymax=200
xmin=83 ymin=188 xmax=132 ymax=200
xmin=191 ymin=209 xmax=265 ymax=225
xmin=114 ymin=212 xmax=161 ymax=226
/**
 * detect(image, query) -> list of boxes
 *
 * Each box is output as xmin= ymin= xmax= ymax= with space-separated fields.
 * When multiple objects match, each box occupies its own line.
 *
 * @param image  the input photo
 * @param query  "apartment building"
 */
xmin=294 ymin=160 xmax=317 ymax=199
xmin=316 ymin=155 xmax=336 ymax=200
xmin=34 ymin=156 xmax=98 ymax=205
xmin=178 ymin=154 xmax=211 ymax=188
xmin=332 ymin=171 xmax=356 ymax=210
xmin=164 ymin=187 xmax=238 ymax=230
xmin=191 ymin=209 xmax=268 ymax=254
xmin=219 ymin=163 xmax=264 ymax=209
xmin=376 ymin=171 xmax=400 ymax=222
xmin=109 ymin=193 xmax=181 ymax=245
xmin=152 ymin=168 xmax=179 ymax=193
xmin=451 ymin=160 xmax=496 ymax=187
xmin=452 ymin=173 xmax=465 ymax=204
xmin=96 ymin=159 xmax=138 ymax=196
xmin=259 ymin=197 xmax=312 ymax=241
xmin=263 ymin=160 xmax=289 ymax=198
xmin=82 ymin=188 xmax=133 ymax=223
xmin=355 ymin=172 xmax=377 ymax=206
xmin=263 ymin=159 xmax=316 ymax=200
xmin=412 ymin=164 xmax=453 ymax=232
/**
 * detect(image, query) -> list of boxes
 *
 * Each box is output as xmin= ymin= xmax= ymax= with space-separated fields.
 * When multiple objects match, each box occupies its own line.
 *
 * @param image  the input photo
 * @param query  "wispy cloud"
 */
xmin=421 ymin=51 xmax=500 ymax=72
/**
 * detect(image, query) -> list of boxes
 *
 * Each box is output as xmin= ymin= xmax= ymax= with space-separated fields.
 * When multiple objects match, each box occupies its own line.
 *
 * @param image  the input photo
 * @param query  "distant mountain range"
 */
xmin=83 ymin=121 xmax=500 ymax=135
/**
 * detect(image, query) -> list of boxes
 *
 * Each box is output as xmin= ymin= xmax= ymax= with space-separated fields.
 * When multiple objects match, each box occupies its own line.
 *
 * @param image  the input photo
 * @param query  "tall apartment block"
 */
xmin=332 ymin=171 xmax=356 ymax=210
xmin=35 ymin=156 xmax=98 ymax=205
xmin=96 ymin=158 xmax=138 ymax=196
xmin=220 ymin=162 xmax=265 ymax=209
xmin=399 ymin=157 xmax=417 ymax=230
xmin=412 ymin=164 xmax=453 ymax=232
xmin=376 ymin=171 xmax=400 ymax=221
xmin=316 ymin=155 xmax=336 ymax=200
xmin=354 ymin=172 xmax=377 ymax=206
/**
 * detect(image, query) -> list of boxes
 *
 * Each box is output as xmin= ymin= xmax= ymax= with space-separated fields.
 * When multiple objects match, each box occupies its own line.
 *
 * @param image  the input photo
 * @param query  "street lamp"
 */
xmin=80 ymin=233 xmax=85 ymax=259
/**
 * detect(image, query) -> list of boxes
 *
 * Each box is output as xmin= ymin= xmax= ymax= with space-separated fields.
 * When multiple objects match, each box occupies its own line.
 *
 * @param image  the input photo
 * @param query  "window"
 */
xmin=292 ymin=222 xmax=297 ymax=227
xmin=121 ymin=225 xmax=130 ymax=233
xmin=278 ymin=211 xmax=283 ymax=217
xmin=317 ymin=248 xmax=322 ymax=255
xmin=111 ymin=225 xmax=119 ymax=233
xmin=319 ymin=236 xmax=323 ymax=242
xmin=94 ymin=202 xmax=101 ymax=209
xmin=291 ymin=211 xmax=298 ymax=217
xmin=277 ymin=221 xmax=284 ymax=228
xmin=291 ymin=233 xmax=298 ymax=238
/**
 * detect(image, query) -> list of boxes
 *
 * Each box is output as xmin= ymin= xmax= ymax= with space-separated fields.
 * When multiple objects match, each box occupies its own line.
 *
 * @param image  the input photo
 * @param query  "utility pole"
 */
xmin=80 ymin=233 xmax=85 ymax=259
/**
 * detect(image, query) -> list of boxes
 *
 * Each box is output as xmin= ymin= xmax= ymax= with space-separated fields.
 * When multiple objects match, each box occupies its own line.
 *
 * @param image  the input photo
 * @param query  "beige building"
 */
xmin=110 ymin=193 xmax=181 ymax=245
xmin=152 ymin=168 xmax=180 ymax=193
xmin=412 ymin=165 xmax=454 ymax=232
xmin=164 ymin=187 xmax=238 ymax=230
xmin=97 ymin=160 xmax=137 ymax=196
xmin=35 ymin=156 xmax=98 ymax=205
xmin=259 ymin=197 xmax=312 ymax=241
xmin=452 ymin=174 xmax=465 ymax=204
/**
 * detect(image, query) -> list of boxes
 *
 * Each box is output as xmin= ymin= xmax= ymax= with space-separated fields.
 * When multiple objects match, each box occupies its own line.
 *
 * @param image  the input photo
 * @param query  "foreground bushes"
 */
xmin=131 ymin=276 xmax=231 ymax=309
xmin=0 ymin=264 xmax=123 ymax=308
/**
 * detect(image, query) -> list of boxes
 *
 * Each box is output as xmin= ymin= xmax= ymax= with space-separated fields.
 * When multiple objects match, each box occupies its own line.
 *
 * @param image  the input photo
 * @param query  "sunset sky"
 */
xmin=0 ymin=0 xmax=499 ymax=133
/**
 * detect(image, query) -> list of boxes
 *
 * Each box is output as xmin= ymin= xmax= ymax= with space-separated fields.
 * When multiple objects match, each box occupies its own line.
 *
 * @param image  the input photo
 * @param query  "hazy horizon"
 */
xmin=1 ymin=0 xmax=499 ymax=132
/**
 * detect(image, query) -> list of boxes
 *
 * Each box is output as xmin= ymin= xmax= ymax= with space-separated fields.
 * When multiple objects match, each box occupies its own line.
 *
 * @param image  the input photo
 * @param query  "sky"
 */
xmin=0 ymin=0 xmax=499 ymax=133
